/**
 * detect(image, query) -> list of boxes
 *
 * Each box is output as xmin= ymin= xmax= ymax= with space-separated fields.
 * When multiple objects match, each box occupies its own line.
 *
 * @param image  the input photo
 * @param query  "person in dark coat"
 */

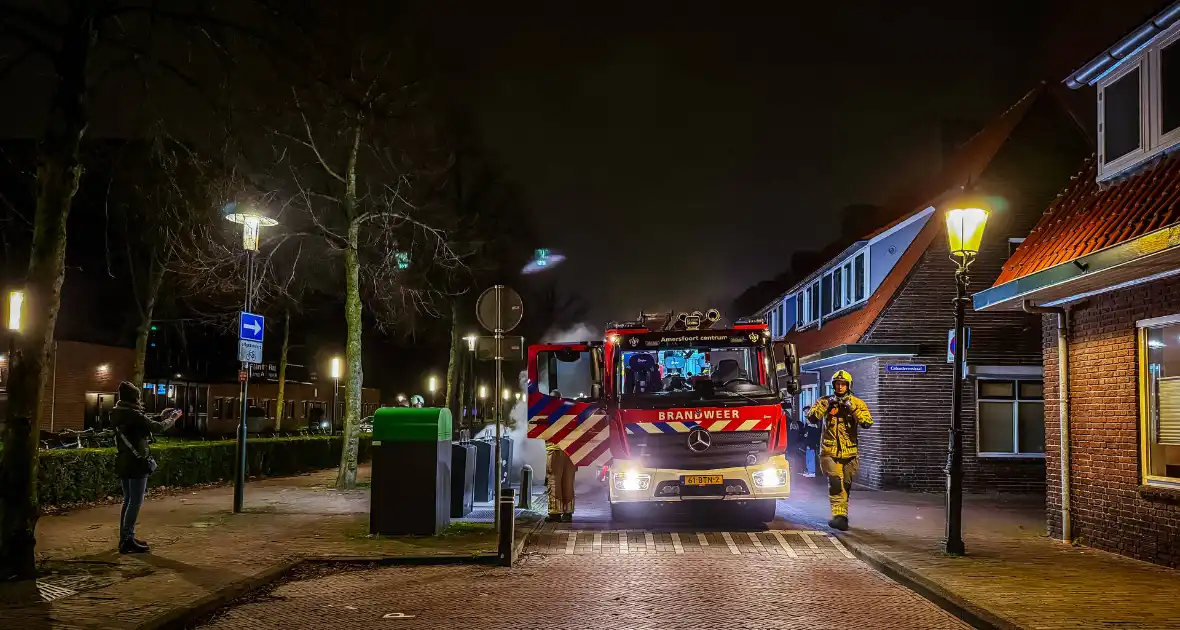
xmin=111 ymin=381 xmax=180 ymax=554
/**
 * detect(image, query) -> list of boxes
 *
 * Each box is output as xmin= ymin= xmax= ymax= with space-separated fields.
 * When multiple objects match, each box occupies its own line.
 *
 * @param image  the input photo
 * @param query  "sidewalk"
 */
xmin=0 ymin=466 xmax=545 ymax=629
xmin=781 ymin=474 xmax=1180 ymax=630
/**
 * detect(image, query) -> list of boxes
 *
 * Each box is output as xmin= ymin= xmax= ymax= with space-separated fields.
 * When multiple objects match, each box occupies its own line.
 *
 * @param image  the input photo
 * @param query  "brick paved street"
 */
xmin=198 ymin=549 xmax=969 ymax=630
xmin=196 ymin=472 xmax=967 ymax=630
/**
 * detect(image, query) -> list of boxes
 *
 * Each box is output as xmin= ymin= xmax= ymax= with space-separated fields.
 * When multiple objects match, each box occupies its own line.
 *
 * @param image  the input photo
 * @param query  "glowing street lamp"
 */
xmin=479 ymin=385 xmax=487 ymax=399
xmin=428 ymin=375 xmax=438 ymax=406
xmin=942 ymin=199 xmax=990 ymax=556
xmin=330 ymin=357 xmax=342 ymax=435
xmin=946 ymin=206 xmax=990 ymax=259
xmin=464 ymin=333 xmax=478 ymax=352
xmin=7 ymin=289 xmax=24 ymax=332
xmin=502 ymin=388 xmax=511 ymax=401
xmin=222 ymin=202 xmax=278 ymax=252
xmin=220 ymin=202 xmax=278 ymax=515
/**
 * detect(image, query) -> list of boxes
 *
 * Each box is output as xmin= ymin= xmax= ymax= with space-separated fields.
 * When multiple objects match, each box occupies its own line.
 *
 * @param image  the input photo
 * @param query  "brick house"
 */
xmin=0 ymin=340 xmax=380 ymax=436
xmin=1 ymin=339 xmax=135 ymax=433
xmin=973 ymin=1 xmax=1180 ymax=567
xmin=754 ymin=86 xmax=1089 ymax=491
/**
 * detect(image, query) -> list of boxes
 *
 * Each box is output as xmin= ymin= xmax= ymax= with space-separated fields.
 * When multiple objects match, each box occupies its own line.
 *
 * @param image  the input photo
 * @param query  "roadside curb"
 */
xmin=144 ymin=559 xmax=298 ymax=630
xmin=147 ymin=549 xmax=514 ymax=629
xmin=513 ymin=515 xmax=546 ymax=564
xmin=834 ymin=533 xmax=1022 ymax=630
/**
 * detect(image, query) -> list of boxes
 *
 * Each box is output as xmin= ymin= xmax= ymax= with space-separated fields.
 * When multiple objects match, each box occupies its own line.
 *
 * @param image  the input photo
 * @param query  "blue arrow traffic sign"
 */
xmin=239 ymin=312 xmax=265 ymax=342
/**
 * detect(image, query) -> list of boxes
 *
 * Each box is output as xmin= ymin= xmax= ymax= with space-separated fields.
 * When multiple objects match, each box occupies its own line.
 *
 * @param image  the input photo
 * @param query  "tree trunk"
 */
xmin=275 ymin=309 xmax=290 ymax=432
xmin=336 ymin=224 xmax=363 ymax=489
xmin=444 ymin=301 xmax=462 ymax=427
xmin=335 ymin=124 xmax=363 ymax=490
xmin=0 ymin=11 xmax=93 ymax=581
xmin=131 ymin=259 xmax=165 ymax=387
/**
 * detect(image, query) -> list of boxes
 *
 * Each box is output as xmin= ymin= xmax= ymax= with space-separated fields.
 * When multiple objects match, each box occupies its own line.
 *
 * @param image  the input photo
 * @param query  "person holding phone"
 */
xmin=112 ymin=381 xmax=181 ymax=554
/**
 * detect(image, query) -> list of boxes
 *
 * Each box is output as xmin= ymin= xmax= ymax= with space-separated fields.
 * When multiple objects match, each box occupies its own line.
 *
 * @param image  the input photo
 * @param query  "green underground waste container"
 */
xmin=369 ymin=407 xmax=452 ymax=536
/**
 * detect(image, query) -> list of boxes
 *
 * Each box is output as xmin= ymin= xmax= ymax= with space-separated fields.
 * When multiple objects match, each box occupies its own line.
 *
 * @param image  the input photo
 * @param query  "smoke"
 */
xmin=476 ymin=323 xmax=602 ymax=482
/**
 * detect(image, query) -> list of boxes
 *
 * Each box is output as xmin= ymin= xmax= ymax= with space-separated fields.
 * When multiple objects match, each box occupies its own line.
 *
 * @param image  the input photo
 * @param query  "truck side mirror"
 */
xmin=775 ymin=342 xmax=802 ymax=396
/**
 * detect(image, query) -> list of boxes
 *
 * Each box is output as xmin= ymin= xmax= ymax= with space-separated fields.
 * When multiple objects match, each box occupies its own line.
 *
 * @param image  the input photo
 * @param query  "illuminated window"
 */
xmin=1138 ymin=316 xmax=1180 ymax=488
xmin=976 ymin=379 xmax=1045 ymax=457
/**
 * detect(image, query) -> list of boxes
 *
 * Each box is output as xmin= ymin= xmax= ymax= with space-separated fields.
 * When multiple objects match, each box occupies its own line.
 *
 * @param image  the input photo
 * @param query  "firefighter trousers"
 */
xmin=820 ymin=455 xmax=858 ymax=518
xmin=547 ymin=449 xmax=576 ymax=515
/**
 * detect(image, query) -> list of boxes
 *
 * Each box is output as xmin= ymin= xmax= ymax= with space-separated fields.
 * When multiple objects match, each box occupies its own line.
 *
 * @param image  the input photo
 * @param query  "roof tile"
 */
xmin=994 ymin=153 xmax=1180 ymax=286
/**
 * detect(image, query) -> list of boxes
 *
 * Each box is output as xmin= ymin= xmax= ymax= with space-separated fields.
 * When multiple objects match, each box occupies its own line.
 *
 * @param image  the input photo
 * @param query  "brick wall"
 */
xmin=861 ymin=231 xmax=1046 ymax=492
xmin=812 ymin=358 xmax=883 ymax=487
xmin=39 ymin=340 xmax=135 ymax=432
xmin=1042 ymin=276 xmax=1180 ymax=568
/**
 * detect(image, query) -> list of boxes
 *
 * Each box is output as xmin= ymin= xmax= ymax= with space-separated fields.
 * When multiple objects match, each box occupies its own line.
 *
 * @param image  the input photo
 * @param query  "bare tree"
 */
xmin=250 ymin=4 xmax=462 ymax=488
xmin=0 ymin=0 xmax=257 ymax=579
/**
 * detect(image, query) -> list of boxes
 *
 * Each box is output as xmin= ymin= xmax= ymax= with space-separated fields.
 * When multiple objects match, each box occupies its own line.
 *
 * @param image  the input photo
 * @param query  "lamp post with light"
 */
xmin=222 ymin=203 xmax=278 ymax=514
xmin=478 ymin=385 xmax=487 ymax=420
xmin=5 ymin=290 xmax=23 ymax=388
xmin=944 ymin=202 xmax=989 ymax=556
xmin=464 ymin=333 xmax=477 ymax=427
xmin=428 ymin=375 xmax=438 ymax=407
xmin=330 ymin=357 xmax=342 ymax=434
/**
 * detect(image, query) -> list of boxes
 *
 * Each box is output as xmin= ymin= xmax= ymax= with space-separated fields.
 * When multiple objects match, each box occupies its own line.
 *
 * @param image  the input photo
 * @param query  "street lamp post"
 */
xmin=5 ymin=290 xmax=23 ymax=387
xmin=222 ymin=203 xmax=277 ymax=514
xmin=478 ymin=385 xmax=487 ymax=420
xmin=943 ymin=202 xmax=989 ymax=556
xmin=464 ymin=334 xmax=477 ymax=427
xmin=428 ymin=375 xmax=438 ymax=407
xmin=330 ymin=357 xmax=342 ymax=434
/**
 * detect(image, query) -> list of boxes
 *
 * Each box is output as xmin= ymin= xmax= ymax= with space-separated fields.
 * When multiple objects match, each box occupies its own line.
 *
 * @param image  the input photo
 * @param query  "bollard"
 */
xmin=518 ymin=465 xmax=533 ymax=509
xmin=498 ymin=488 xmax=515 ymax=566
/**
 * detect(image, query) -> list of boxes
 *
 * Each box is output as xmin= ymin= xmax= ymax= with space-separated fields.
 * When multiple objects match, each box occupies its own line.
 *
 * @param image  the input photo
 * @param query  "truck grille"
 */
xmin=626 ymin=430 xmax=770 ymax=470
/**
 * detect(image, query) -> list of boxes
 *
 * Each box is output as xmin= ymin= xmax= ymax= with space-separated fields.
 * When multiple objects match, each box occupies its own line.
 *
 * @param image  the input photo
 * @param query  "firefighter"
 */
xmin=545 ymin=389 xmax=576 ymax=522
xmin=807 ymin=370 xmax=873 ymax=531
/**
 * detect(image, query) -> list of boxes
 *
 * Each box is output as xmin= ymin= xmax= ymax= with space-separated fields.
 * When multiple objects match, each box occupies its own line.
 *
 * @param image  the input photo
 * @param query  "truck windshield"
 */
xmin=617 ymin=344 xmax=772 ymax=403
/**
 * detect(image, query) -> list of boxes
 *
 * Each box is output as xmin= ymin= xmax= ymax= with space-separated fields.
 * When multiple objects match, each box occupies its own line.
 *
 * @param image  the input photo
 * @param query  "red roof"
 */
xmin=786 ymin=87 xmax=1045 ymax=358
xmin=995 ymin=153 xmax=1180 ymax=285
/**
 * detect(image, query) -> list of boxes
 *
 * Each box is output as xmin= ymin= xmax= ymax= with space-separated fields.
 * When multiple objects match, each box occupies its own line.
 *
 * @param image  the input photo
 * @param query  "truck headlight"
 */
xmin=752 ymin=467 xmax=787 ymax=488
xmin=613 ymin=470 xmax=651 ymax=492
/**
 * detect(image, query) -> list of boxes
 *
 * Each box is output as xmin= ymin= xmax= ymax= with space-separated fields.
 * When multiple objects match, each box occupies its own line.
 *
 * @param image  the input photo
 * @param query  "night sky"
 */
xmin=0 ymin=0 xmax=1168 ymax=331
xmin=407 ymin=0 xmax=1161 ymax=322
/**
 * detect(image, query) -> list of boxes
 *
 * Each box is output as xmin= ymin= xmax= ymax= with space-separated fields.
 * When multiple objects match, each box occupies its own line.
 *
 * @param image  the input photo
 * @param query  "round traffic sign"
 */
xmin=476 ymin=285 xmax=524 ymax=333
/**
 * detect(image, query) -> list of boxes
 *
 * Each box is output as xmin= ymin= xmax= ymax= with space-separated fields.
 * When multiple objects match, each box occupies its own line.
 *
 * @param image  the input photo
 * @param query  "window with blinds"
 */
xmin=1140 ymin=320 xmax=1180 ymax=485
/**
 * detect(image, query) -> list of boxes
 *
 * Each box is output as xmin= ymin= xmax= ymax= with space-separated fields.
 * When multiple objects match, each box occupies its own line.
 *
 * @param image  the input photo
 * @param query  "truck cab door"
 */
xmin=527 ymin=343 xmax=601 ymax=403
xmin=526 ymin=343 xmax=612 ymax=468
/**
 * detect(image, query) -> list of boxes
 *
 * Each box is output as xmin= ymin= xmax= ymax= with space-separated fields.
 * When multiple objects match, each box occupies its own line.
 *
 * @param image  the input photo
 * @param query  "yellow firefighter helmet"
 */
xmin=832 ymin=370 xmax=852 ymax=387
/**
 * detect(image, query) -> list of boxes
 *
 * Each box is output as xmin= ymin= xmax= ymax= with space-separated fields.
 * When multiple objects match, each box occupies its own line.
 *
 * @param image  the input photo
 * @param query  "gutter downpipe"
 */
xmin=1023 ymin=300 xmax=1071 ymax=543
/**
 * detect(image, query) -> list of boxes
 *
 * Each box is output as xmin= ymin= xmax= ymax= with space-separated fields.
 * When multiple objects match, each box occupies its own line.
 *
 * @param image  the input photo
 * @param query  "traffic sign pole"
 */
xmin=476 ymin=285 xmax=524 ymax=537
xmin=234 ymin=250 xmax=258 ymax=514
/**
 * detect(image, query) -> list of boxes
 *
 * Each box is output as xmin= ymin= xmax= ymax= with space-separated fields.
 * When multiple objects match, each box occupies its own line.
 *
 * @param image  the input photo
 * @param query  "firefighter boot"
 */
xmin=828 ymin=515 xmax=849 ymax=531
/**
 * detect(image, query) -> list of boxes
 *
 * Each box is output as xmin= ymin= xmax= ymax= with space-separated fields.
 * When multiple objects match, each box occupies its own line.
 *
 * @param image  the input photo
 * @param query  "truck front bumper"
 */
xmin=607 ymin=454 xmax=791 ymax=504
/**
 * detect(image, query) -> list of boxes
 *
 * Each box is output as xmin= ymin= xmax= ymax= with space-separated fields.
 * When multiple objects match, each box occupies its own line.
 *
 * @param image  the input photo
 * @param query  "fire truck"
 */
xmin=526 ymin=309 xmax=801 ymax=523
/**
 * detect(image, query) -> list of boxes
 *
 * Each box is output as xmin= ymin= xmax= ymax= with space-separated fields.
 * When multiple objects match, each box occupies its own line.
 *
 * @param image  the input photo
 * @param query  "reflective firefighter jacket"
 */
xmin=807 ymin=394 xmax=873 ymax=459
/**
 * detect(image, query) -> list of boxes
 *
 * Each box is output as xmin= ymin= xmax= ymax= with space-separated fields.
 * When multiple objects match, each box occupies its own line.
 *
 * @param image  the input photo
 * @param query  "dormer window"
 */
xmin=1097 ymin=26 xmax=1180 ymax=180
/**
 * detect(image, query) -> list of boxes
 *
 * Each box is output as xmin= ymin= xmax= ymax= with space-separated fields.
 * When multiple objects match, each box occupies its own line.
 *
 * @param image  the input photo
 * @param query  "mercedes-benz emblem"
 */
xmin=687 ymin=427 xmax=712 ymax=453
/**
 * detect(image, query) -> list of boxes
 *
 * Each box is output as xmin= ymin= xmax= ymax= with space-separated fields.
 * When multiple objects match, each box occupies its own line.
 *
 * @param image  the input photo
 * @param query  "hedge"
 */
xmin=37 ymin=435 xmax=372 ymax=507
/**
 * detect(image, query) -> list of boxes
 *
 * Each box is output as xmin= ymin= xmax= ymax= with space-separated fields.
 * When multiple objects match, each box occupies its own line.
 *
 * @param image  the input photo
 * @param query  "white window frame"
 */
xmin=794 ymin=246 xmax=870 ymax=330
xmin=799 ymin=385 xmax=818 ymax=410
xmin=975 ymin=378 xmax=1046 ymax=458
xmin=1007 ymin=237 xmax=1025 ymax=259
xmin=1137 ymin=314 xmax=1180 ymax=490
xmin=1096 ymin=22 xmax=1180 ymax=181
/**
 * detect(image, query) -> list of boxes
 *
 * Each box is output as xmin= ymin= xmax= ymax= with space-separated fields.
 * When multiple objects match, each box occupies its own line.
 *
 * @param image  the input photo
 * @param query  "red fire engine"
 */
xmin=526 ymin=309 xmax=801 ymax=523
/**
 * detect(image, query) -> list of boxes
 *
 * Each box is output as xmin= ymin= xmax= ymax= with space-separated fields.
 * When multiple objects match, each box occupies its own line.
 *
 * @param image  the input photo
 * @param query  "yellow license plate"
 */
xmin=684 ymin=475 xmax=723 ymax=486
